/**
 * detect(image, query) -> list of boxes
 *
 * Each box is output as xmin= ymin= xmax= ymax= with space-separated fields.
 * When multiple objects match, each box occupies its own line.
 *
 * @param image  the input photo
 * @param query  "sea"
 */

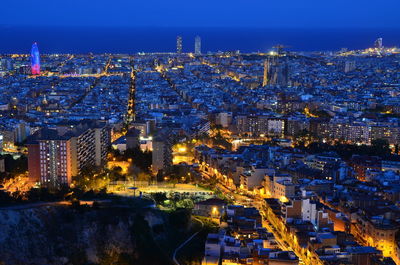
xmin=0 ymin=26 xmax=399 ymax=54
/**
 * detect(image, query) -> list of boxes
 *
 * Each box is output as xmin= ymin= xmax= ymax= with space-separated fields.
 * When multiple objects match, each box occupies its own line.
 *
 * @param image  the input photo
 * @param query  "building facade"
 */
xmin=195 ymin=36 xmax=201 ymax=55
xmin=27 ymin=121 xmax=110 ymax=188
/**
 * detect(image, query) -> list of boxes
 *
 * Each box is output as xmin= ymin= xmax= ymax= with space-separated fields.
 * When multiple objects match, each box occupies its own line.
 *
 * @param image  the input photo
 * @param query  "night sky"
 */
xmin=1 ymin=0 xmax=400 ymax=28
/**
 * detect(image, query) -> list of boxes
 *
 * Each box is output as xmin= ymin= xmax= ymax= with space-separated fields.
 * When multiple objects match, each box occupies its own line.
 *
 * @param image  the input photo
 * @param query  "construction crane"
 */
xmin=272 ymin=44 xmax=291 ymax=55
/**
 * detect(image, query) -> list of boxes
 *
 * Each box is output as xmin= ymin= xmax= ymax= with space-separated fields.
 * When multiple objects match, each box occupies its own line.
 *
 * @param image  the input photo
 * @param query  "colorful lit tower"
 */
xmin=31 ymin=42 xmax=41 ymax=75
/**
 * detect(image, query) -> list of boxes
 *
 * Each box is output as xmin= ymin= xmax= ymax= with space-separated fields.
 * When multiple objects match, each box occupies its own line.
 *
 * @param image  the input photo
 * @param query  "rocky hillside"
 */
xmin=0 ymin=204 xmax=191 ymax=265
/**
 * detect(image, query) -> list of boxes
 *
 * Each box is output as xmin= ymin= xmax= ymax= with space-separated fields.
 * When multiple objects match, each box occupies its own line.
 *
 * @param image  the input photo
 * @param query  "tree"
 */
xmin=371 ymin=139 xmax=390 ymax=156
xmin=176 ymin=198 xmax=194 ymax=209
xmin=109 ymin=166 xmax=125 ymax=181
xmin=1 ymin=154 xmax=28 ymax=177
xmin=0 ymin=190 xmax=19 ymax=206
xmin=152 ymin=192 xmax=167 ymax=205
xmin=124 ymin=147 xmax=152 ymax=172
xmin=130 ymin=214 xmax=172 ymax=264
xmin=169 ymin=208 xmax=191 ymax=230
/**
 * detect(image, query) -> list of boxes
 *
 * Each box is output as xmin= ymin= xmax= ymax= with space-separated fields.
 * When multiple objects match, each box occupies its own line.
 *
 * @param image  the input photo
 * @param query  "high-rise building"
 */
xmin=57 ymin=121 xmax=110 ymax=176
xmin=30 ymin=42 xmax=41 ymax=75
xmin=14 ymin=122 xmax=30 ymax=144
xmin=152 ymin=130 xmax=173 ymax=174
xmin=177 ymin=36 xmax=183 ymax=54
xmin=195 ymin=36 xmax=201 ymax=55
xmin=27 ymin=121 xmax=110 ymax=189
xmin=126 ymin=128 xmax=140 ymax=150
xmin=27 ymin=129 xmax=72 ymax=189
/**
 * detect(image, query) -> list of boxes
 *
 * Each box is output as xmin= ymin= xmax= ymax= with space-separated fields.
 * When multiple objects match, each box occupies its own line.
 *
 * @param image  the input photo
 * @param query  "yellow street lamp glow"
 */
xmin=178 ymin=146 xmax=187 ymax=153
xmin=279 ymin=196 xmax=289 ymax=203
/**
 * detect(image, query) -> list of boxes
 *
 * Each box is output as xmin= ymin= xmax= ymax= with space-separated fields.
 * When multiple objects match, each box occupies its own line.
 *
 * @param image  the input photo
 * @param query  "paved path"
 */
xmin=172 ymin=218 xmax=204 ymax=265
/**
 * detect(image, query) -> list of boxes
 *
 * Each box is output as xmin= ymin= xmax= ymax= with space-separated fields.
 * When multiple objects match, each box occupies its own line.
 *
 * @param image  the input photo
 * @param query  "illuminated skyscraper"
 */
xmin=30 ymin=42 xmax=41 ymax=75
xmin=177 ymin=36 xmax=182 ymax=54
xmin=195 ymin=36 xmax=201 ymax=55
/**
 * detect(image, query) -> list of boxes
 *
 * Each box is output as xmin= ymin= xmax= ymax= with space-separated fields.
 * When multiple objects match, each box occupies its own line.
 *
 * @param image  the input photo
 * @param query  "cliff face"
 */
xmin=0 ymin=205 xmax=172 ymax=265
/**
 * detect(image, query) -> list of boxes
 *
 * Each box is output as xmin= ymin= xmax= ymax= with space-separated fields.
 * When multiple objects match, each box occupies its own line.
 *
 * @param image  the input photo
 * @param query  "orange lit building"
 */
xmin=194 ymin=198 xmax=227 ymax=219
xmin=353 ymin=211 xmax=399 ymax=260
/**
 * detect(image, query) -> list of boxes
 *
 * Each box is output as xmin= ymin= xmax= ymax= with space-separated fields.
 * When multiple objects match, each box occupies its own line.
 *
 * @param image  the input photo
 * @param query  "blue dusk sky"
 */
xmin=1 ymin=0 xmax=399 ymax=28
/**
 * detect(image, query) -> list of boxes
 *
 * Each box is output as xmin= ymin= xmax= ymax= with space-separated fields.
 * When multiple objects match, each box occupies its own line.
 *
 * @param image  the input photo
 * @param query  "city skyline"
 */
xmin=1 ymin=1 xmax=400 ymax=265
xmin=1 ymin=27 xmax=400 ymax=54
xmin=1 ymin=41 xmax=400 ymax=264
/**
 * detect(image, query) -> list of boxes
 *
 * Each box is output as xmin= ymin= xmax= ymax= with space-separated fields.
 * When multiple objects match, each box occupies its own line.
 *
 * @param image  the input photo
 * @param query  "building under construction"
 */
xmin=262 ymin=56 xmax=289 ymax=87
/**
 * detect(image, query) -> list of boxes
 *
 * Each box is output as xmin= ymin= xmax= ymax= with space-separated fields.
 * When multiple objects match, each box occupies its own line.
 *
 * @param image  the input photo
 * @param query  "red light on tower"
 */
xmin=31 ymin=42 xmax=41 ymax=75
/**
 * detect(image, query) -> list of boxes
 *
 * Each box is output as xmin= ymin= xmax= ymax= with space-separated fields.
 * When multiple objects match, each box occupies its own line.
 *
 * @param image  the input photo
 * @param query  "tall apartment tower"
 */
xmin=27 ymin=121 xmax=110 ymax=189
xmin=14 ymin=122 xmax=31 ymax=143
xmin=152 ymin=130 xmax=173 ymax=174
xmin=177 ymin=36 xmax=183 ymax=54
xmin=27 ymin=129 xmax=72 ymax=189
xmin=195 ymin=36 xmax=201 ymax=55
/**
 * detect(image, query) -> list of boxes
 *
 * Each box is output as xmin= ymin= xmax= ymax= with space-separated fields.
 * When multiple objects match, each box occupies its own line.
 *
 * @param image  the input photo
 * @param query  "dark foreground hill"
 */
xmin=0 ymin=203 xmax=192 ymax=265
